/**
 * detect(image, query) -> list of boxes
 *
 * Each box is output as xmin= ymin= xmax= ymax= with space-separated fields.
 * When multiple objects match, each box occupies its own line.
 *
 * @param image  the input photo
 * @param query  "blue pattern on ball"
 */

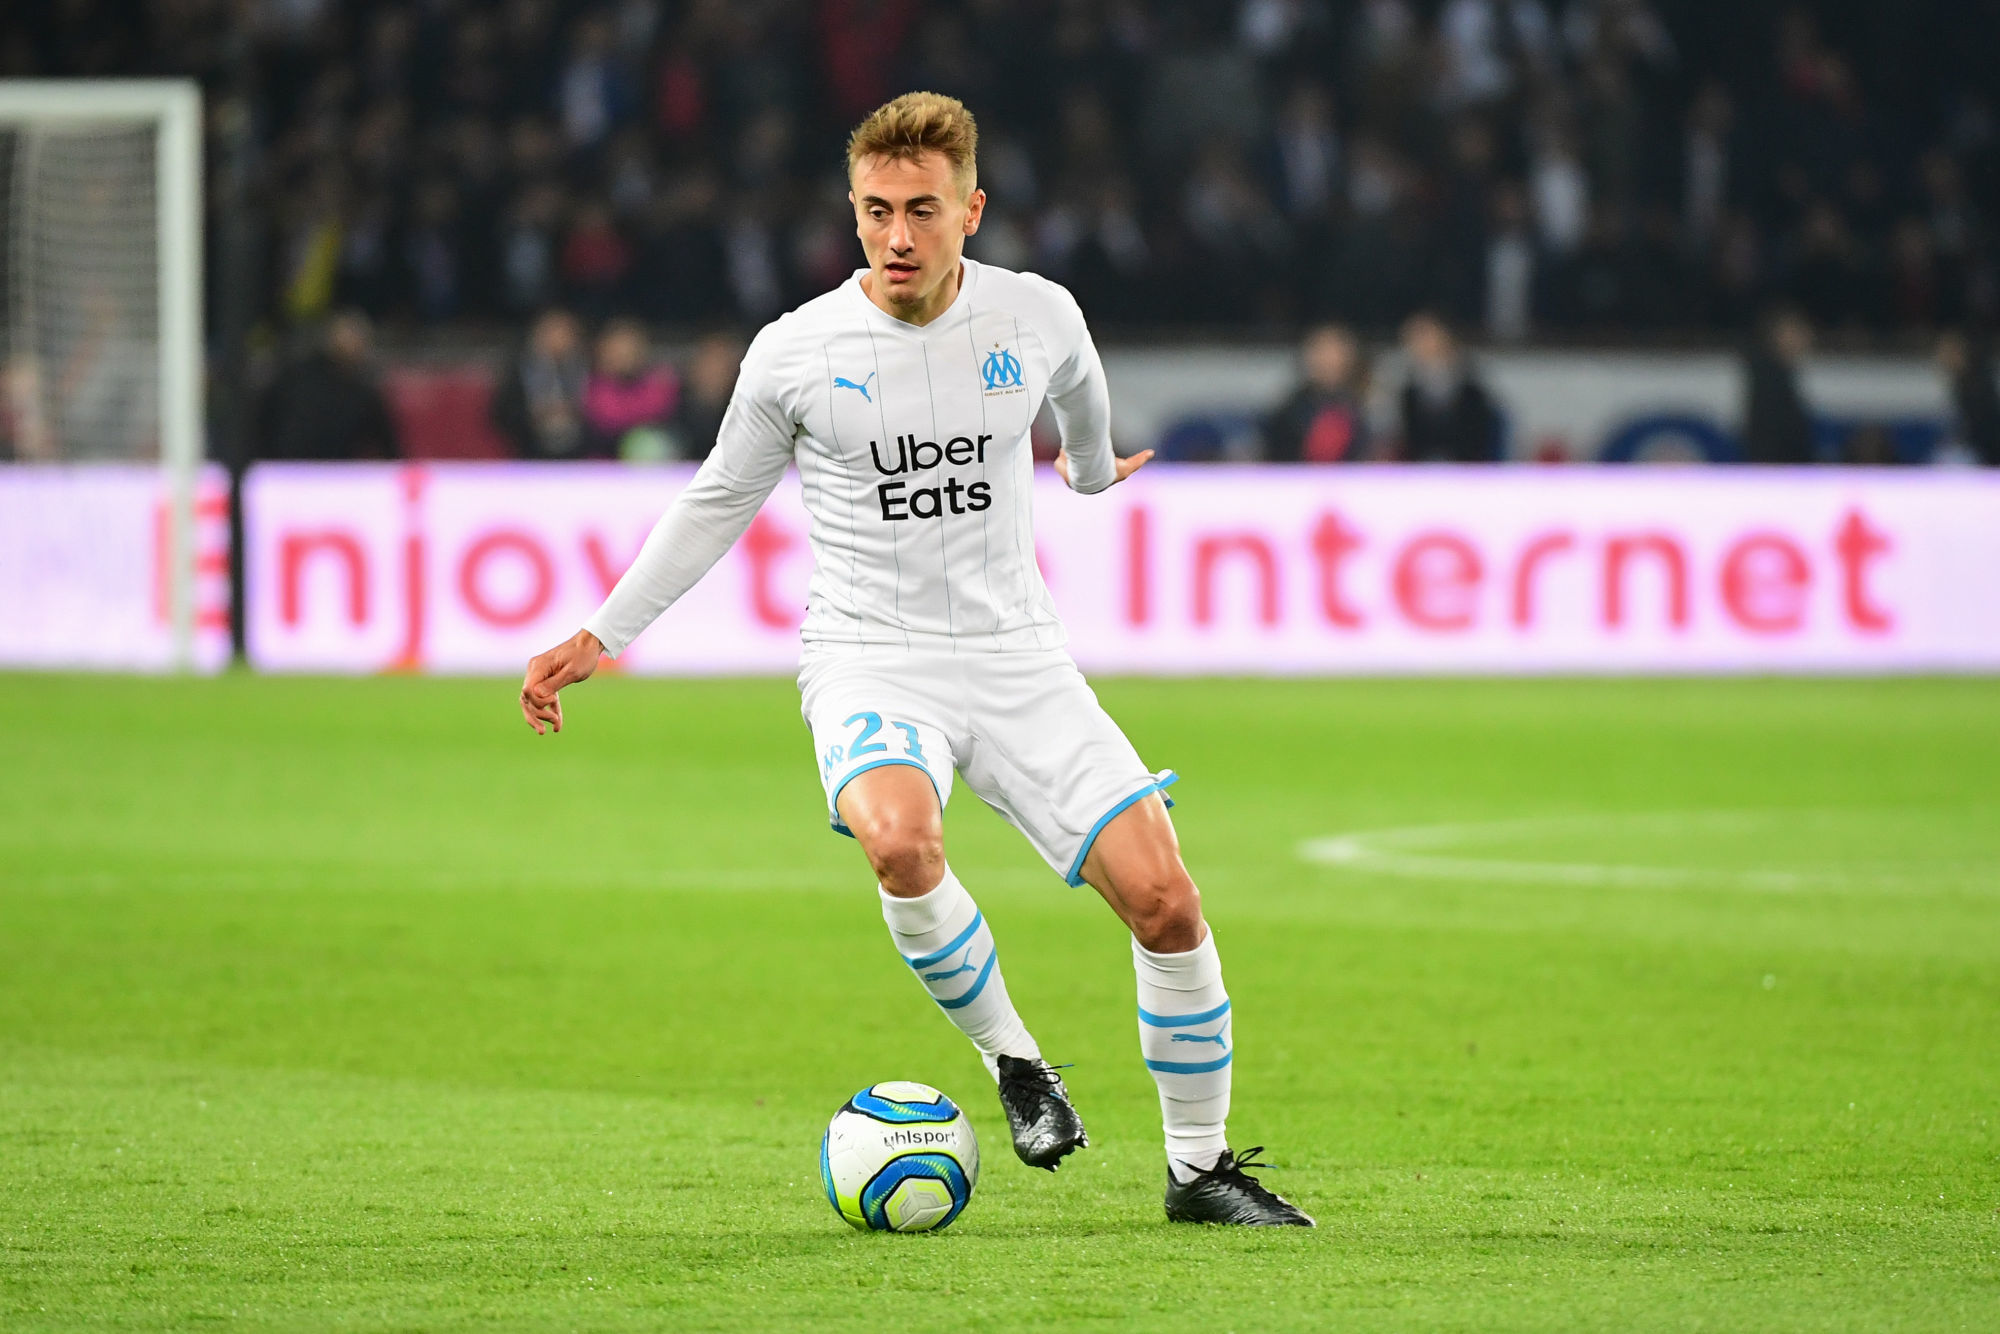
xmin=858 ymin=1152 xmax=970 ymax=1231
xmin=844 ymin=1085 xmax=961 ymax=1125
xmin=819 ymin=1129 xmax=838 ymax=1211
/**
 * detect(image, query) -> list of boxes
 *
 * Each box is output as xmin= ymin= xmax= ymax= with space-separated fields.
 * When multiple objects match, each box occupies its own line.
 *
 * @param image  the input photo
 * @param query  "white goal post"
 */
xmin=0 ymin=79 xmax=204 ymax=668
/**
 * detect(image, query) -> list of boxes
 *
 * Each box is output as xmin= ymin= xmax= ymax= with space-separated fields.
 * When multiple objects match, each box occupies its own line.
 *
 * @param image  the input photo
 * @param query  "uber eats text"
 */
xmin=870 ymin=434 xmax=994 ymax=521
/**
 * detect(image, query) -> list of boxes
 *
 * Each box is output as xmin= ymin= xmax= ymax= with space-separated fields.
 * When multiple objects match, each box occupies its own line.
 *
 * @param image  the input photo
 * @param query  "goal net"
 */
xmin=0 ymin=81 xmax=204 ymax=665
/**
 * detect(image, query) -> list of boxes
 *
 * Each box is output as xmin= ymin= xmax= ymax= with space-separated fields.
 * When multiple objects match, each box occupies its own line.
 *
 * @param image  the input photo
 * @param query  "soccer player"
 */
xmin=519 ymin=92 xmax=1311 ymax=1227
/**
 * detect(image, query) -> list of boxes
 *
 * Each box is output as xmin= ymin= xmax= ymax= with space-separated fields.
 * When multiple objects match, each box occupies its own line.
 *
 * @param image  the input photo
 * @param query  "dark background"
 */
xmin=9 ymin=0 xmax=1998 ymax=344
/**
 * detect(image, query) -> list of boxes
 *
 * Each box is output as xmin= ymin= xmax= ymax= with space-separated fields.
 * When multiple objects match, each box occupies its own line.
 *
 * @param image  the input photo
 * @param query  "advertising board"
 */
xmin=242 ymin=463 xmax=2000 ymax=675
xmin=0 ymin=465 xmax=231 ymax=671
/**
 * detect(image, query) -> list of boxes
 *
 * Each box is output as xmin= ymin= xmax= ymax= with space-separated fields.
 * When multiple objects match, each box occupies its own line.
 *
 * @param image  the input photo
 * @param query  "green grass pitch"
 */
xmin=3 ymin=673 xmax=1997 ymax=1331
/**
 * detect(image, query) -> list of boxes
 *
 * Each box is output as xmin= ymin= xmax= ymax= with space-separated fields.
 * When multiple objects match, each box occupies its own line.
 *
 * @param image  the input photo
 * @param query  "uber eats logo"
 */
xmin=869 ymin=433 xmax=995 ymax=521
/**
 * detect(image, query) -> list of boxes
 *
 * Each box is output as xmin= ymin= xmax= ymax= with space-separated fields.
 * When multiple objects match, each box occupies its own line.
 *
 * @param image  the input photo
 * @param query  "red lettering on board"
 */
xmin=1193 ymin=533 xmax=1281 ymax=627
xmin=1393 ymin=532 xmax=1483 ymax=631
xmin=741 ymin=512 xmax=801 ymax=630
xmin=1834 ymin=508 xmax=1894 ymax=633
xmin=1125 ymin=506 xmax=1152 ymax=627
xmin=581 ymin=531 xmax=645 ymax=597
xmin=1720 ymin=532 xmax=1810 ymax=633
xmin=1511 ymin=530 xmax=1575 ymax=628
xmin=1309 ymin=511 xmax=1366 ymax=628
xmin=154 ymin=492 xmax=233 ymax=630
xmin=1603 ymin=533 xmax=1689 ymax=630
xmin=458 ymin=530 xmax=554 ymax=628
xmin=392 ymin=466 xmax=428 ymax=671
xmin=280 ymin=532 xmax=369 ymax=627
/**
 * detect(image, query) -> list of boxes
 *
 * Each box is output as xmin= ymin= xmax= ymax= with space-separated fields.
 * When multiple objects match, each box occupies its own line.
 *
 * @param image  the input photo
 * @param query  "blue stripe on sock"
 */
xmin=1137 ymin=999 xmax=1232 ymax=1028
xmin=903 ymin=911 xmax=983 ymax=970
xmin=1143 ymin=1051 xmax=1234 ymax=1074
xmin=934 ymin=950 xmax=998 ymax=1010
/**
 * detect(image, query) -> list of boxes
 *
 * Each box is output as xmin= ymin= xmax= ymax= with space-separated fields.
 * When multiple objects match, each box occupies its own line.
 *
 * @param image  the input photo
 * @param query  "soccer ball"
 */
xmin=820 ymin=1081 xmax=979 ymax=1232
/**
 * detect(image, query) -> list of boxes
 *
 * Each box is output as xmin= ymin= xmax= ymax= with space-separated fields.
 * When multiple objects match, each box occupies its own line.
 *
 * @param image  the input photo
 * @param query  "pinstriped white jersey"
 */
xmin=584 ymin=259 xmax=1116 ymax=657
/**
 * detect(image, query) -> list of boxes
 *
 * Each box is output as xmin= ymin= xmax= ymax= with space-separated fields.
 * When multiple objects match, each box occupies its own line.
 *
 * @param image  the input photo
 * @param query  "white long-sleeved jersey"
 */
xmin=583 ymin=259 xmax=1115 ymax=656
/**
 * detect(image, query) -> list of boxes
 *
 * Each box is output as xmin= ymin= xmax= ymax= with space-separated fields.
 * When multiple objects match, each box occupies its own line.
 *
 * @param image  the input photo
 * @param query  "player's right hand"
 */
xmin=520 ymin=629 xmax=605 ymax=735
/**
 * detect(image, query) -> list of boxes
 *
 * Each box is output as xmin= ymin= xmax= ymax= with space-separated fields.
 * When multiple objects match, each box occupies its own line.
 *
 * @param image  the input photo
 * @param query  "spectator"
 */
xmin=500 ymin=181 xmax=568 ymax=316
xmin=1790 ymin=203 xmax=1860 ymax=329
xmin=1884 ymin=218 xmax=1940 ymax=331
xmin=1264 ymin=83 xmax=1341 ymax=224
xmin=1741 ymin=307 xmax=1817 ymax=464
xmin=1263 ymin=325 xmax=1372 ymax=463
xmin=560 ymin=199 xmax=635 ymax=318
xmin=1485 ymin=181 xmax=1537 ymax=342
xmin=403 ymin=181 xmax=463 ymax=323
xmin=256 ymin=312 xmax=399 ymax=461
xmin=1397 ymin=312 xmax=1503 ymax=462
xmin=24 ymin=2 xmax=2000 ymax=342
xmin=1530 ymin=122 xmax=1590 ymax=258
xmin=490 ymin=308 xmax=589 ymax=460
xmin=1937 ymin=330 xmax=2000 ymax=466
xmin=1 ymin=356 xmax=48 ymax=460
xmin=583 ymin=319 xmax=678 ymax=460
xmin=668 ymin=331 xmax=745 ymax=462
xmin=557 ymin=13 xmax=628 ymax=150
xmin=1682 ymin=83 xmax=1737 ymax=250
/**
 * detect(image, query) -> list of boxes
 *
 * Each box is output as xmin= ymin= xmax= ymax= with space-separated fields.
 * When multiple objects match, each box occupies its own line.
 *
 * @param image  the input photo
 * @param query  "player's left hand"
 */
xmin=520 ymin=629 xmax=604 ymax=735
xmin=1055 ymin=447 xmax=1154 ymax=489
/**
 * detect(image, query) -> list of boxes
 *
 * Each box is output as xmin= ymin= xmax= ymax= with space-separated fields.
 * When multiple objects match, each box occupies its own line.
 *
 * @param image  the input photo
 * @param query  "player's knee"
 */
xmin=853 ymin=811 xmax=945 ymax=896
xmin=1123 ymin=868 xmax=1204 ymax=954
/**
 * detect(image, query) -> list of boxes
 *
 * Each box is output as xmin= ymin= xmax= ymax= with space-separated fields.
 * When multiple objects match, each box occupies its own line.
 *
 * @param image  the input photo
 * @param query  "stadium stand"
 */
xmin=6 ymin=0 xmax=1994 ymax=342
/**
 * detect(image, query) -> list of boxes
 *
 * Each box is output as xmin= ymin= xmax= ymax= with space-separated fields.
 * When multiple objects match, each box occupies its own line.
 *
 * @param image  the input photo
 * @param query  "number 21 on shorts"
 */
xmin=824 ymin=710 xmax=927 ymax=778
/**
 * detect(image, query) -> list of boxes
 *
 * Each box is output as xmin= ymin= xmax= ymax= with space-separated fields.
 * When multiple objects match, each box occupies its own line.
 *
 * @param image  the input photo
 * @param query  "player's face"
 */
xmin=850 ymin=152 xmax=985 ymax=318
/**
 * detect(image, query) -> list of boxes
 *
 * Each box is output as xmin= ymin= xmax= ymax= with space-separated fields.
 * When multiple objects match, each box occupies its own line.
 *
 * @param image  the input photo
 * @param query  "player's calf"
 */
xmin=1079 ymin=794 xmax=1307 ymax=1214
xmin=876 ymin=868 xmax=1088 ymax=1171
xmin=875 ymin=865 xmax=1045 ymax=1064
xmin=1079 ymin=792 xmax=1204 ymax=954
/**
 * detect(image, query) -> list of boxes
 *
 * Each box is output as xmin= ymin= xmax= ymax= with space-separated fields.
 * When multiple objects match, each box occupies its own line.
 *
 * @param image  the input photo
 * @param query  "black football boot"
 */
xmin=994 ymin=1055 xmax=1089 ymax=1170
xmin=1163 ymin=1146 xmax=1315 ymax=1226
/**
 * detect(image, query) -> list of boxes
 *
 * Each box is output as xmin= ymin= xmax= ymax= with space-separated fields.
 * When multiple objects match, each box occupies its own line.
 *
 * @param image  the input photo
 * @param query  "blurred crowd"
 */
xmin=240 ymin=301 xmax=1999 ymax=466
xmin=252 ymin=308 xmax=745 ymax=461
xmin=1252 ymin=310 xmax=2000 ymax=464
xmin=10 ymin=0 xmax=1996 ymax=341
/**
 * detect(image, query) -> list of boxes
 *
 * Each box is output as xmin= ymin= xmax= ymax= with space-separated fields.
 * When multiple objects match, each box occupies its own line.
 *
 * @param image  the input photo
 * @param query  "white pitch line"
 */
xmin=1296 ymin=812 xmax=1990 ymax=895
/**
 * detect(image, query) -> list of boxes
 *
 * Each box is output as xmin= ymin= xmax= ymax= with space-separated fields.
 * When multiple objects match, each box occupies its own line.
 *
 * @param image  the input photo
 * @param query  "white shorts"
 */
xmin=798 ymin=647 xmax=1176 ymax=885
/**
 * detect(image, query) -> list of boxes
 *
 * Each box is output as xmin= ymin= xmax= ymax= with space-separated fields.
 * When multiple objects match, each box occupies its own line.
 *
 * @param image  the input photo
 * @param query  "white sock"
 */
xmin=1133 ymin=931 xmax=1232 ymax=1180
xmin=880 ymin=866 xmax=1040 ymax=1077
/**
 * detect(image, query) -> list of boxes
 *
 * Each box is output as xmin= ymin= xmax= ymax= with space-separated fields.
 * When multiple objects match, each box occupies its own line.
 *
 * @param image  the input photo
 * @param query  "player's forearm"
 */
xmin=581 ymin=477 xmax=770 ymax=656
xmin=1052 ymin=344 xmax=1116 ymax=494
xmin=1058 ymin=429 xmax=1116 ymax=494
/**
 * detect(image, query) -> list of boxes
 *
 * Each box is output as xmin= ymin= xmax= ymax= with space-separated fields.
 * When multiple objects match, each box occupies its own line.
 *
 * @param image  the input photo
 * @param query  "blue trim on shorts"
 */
xmin=1138 ymin=998 xmax=1232 ymax=1028
xmin=1063 ymin=770 xmax=1183 ymax=887
xmin=828 ymin=756 xmax=939 ymax=839
xmin=903 ymin=912 xmax=984 ymax=970
xmin=1143 ymin=1051 xmax=1234 ymax=1074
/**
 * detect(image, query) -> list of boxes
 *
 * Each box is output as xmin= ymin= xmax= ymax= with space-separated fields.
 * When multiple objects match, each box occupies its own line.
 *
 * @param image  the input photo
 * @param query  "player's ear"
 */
xmin=963 ymin=187 xmax=986 ymax=236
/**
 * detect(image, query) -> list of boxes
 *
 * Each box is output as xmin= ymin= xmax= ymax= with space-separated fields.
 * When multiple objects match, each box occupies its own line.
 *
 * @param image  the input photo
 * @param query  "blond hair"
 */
xmin=845 ymin=92 xmax=979 ymax=195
